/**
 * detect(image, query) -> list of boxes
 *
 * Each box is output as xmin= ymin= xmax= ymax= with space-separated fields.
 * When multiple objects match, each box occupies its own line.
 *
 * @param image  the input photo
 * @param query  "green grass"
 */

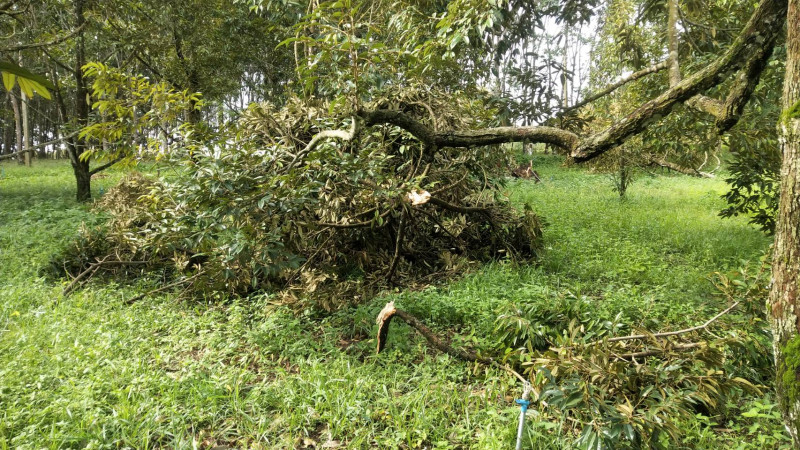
xmin=0 ymin=158 xmax=790 ymax=449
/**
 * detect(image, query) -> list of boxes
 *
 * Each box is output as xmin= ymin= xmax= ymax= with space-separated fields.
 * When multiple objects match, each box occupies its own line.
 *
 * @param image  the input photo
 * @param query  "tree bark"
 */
xmin=70 ymin=0 xmax=91 ymax=202
xmin=21 ymin=91 xmax=30 ymax=166
xmin=667 ymin=0 xmax=681 ymax=86
xmin=770 ymin=0 xmax=800 ymax=444
xmin=2 ymin=113 xmax=12 ymax=155
xmin=9 ymin=91 xmax=22 ymax=165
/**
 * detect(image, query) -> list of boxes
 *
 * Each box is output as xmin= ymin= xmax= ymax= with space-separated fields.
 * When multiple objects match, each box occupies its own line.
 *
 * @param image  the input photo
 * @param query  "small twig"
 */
xmin=62 ymin=255 xmax=111 ymax=296
xmin=619 ymin=341 xmax=705 ymax=359
xmin=430 ymin=170 xmax=469 ymax=196
xmin=385 ymin=210 xmax=407 ymax=283
xmin=427 ymin=196 xmax=492 ymax=215
xmin=123 ymin=273 xmax=201 ymax=305
xmin=590 ymin=301 xmax=740 ymax=346
xmin=62 ymin=257 xmax=151 ymax=297
xmin=315 ymin=209 xmax=392 ymax=229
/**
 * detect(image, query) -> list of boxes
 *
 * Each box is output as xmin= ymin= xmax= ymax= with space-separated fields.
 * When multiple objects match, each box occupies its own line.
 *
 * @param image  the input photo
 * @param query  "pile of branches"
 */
xmin=55 ymin=89 xmax=543 ymax=308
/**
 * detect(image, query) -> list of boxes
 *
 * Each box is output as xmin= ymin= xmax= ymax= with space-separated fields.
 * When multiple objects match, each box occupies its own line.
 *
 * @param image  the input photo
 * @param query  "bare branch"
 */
xmin=89 ymin=155 xmax=124 ymax=176
xmin=0 ymin=130 xmax=80 ymax=160
xmin=592 ymin=301 xmax=740 ymax=345
xmin=645 ymin=155 xmax=715 ymax=178
xmin=560 ymin=61 xmax=670 ymax=115
xmin=2 ymin=22 xmax=87 ymax=52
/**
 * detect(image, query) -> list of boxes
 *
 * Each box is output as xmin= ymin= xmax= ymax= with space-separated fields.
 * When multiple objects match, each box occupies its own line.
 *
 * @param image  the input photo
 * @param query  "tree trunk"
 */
xmin=9 ymin=92 xmax=23 ymax=165
xmin=2 ymin=120 xmax=11 ymax=156
xmin=72 ymin=158 xmax=91 ymax=201
xmin=3 ymin=95 xmax=13 ymax=156
xmin=21 ymin=91 xmax=30 ymax=166
xmin=667 ymin=0 xmax=681 ymax=86
xmin=71 ymin=0 xmax=91 ymax=202
xmin=770 ymin=0 xmax=800 ymax=444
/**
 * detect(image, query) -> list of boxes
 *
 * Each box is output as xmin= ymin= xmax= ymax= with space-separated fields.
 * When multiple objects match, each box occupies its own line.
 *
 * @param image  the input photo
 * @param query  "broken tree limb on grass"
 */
xmin=375 ymin=302 xmax=544 ymax=385
xmin=376 ymin=301 xmax=494 ymax=364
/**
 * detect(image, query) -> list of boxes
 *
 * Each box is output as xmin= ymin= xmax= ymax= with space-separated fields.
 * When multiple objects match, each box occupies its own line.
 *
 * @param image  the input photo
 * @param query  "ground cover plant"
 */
xmin=0 ymin=158 xmax=791 ymax=448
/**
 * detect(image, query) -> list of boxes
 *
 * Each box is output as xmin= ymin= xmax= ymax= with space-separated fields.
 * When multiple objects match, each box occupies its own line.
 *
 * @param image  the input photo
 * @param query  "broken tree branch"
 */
xmin=386 ymin=210 xmax=407 ymax=282
xmin=62 ymin=255 xmax=110 ymax=296
xmin=62 ymin=257 xmax=149 ymax=296
xmin=124 ymin=273 xmax=201 ymax=305
xmin=376 ymin=301 xmax=494 ymax=365
xmin=287 ymin=116 xmax=359 ymax=170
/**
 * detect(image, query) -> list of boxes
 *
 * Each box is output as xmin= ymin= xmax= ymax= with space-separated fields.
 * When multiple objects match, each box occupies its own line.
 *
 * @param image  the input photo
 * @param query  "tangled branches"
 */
xmin=56 ymin=89 xmax=543 ymax=308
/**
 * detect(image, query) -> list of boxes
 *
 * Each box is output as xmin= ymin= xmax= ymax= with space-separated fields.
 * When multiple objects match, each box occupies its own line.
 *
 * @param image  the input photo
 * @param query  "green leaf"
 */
xmin=2 ymin=72 xmax=15 ymax=92
xmin=0 ymin=61 xmax=55 ymax=90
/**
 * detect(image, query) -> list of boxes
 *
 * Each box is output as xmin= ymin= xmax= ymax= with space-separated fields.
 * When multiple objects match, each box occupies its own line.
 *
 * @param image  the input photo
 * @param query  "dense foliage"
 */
xmin=4 ymin=0 xmax=798 ymax=446
xmin=56 ymin=66 xmax=543 ymax=307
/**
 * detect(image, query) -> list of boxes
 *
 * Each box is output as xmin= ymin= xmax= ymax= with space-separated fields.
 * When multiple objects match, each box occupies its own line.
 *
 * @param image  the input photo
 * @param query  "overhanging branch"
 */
xmin=559 ymin=61 xmax=670 ymax=116
xmin=358 ymin=109 xmax=580 ymax=151
xmin=314 ymin=0 xmax=785 ymax=167
xmin=0 ymin=130 xmax=80 ymax=161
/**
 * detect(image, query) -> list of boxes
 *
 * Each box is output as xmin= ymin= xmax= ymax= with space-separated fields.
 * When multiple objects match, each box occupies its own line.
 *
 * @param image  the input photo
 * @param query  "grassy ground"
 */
xmin=0 ymin=158 xmax=791 ymax=449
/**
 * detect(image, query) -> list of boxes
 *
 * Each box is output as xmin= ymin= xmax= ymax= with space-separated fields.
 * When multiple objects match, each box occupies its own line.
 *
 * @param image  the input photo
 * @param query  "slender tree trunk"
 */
xmin=21 ymin=91 xmax=30 ymax=166
xmin=770 ymin=0 xmax=800 ymax=444
xmin=667 ymin=0 xmax=681 ymax=86
xmin=9 ymin=92 xmax=23 ymax=165
xmin=2 ymin=120 xmax=11 ymax=156
xmin=561 ymin=24 xmax=570 ymax=108
xmin=3 ymin=95 xmax=13 ymax=156
xmin=71 ymin=0 xmax=92 ymax=202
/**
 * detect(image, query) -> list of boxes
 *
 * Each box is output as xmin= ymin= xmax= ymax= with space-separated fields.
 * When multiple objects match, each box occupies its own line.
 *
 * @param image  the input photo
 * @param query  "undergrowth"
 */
xmin=0 ymin=158 xmax=790 ymax=449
